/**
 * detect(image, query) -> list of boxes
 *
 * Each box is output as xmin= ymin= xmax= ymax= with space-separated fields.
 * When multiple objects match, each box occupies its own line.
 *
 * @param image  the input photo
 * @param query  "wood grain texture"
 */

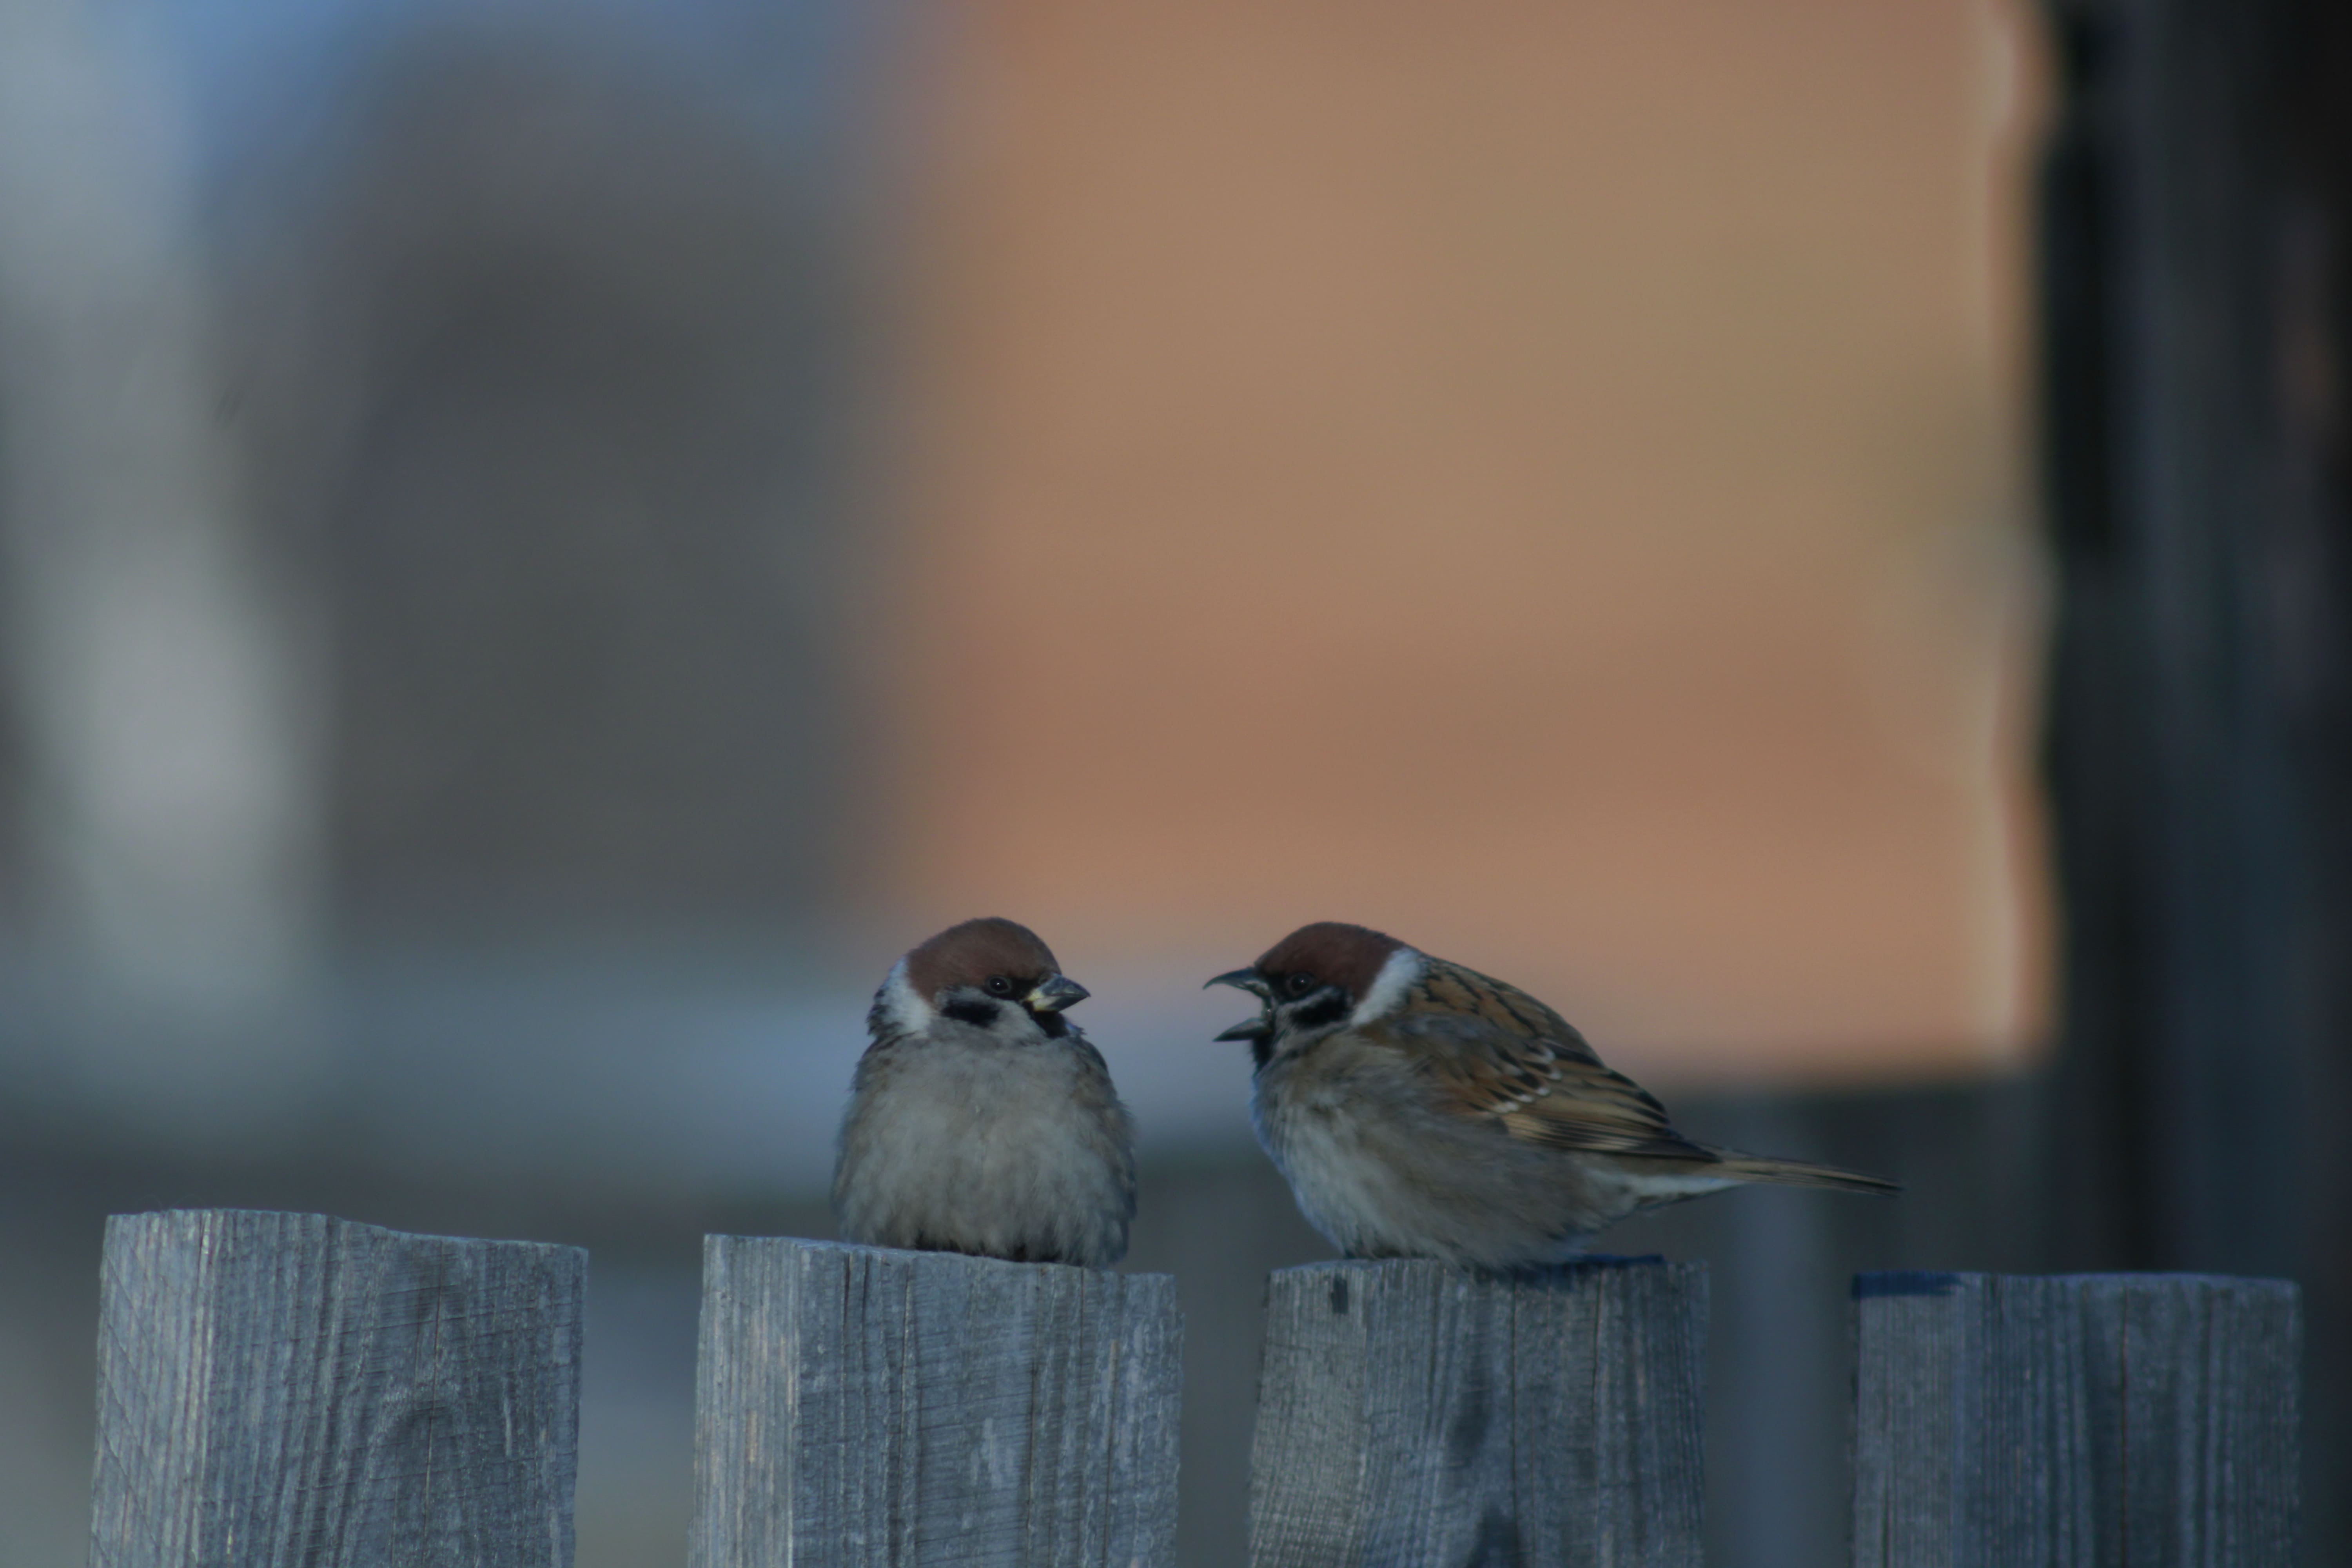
xmin=1852 ymin=1272 xmax=2301 ymax=1568
xmin=691 ymin=1237 xmax=1181 ymax=1568
xmin=89 ymin=1208 xmax=585 ymax=1568
xmin=1248 ymin=1257 xmax=1707 ymax=1568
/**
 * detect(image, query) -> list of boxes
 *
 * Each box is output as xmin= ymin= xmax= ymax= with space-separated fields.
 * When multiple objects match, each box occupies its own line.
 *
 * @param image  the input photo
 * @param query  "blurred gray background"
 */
xmin=3 ymin=0 xmax=2347 ymax=1564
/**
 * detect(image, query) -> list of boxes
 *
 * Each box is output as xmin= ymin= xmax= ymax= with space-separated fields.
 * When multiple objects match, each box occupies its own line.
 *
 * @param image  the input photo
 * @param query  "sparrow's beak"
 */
xmin=1025 ymin=974 xmax=1090 ymax=1013
xmin=1206 ymin=968 xmax=1273 ymax=1044
xmin=1205 ymin=967 xmax=1271 ymax=998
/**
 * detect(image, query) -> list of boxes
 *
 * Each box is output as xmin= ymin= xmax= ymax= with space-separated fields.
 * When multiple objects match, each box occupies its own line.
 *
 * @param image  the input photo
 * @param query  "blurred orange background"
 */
xmin=879 ymin=0 xmax=2050 ymax=1082
xmin=0 ymin=3 xmax=2079 ymax=1564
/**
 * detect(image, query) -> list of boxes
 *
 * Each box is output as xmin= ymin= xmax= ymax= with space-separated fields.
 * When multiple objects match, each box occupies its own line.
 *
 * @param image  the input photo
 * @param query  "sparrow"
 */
xmin=1209 ymin=921 xmax=1897 ymax=1269
xmin=834 ymin=917 xmax=1137 ymax=1267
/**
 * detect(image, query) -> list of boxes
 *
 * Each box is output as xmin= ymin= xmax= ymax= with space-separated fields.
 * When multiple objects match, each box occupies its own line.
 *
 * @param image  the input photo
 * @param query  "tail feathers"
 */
xmin=1709 ymin=1149 xmax=1900 ymax=1197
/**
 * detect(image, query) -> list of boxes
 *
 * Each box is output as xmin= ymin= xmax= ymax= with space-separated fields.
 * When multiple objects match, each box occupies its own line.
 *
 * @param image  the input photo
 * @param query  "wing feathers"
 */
xmin=1383 ymin=959 xmax=1714 ymax=1158
xmin=1362 ymin=956 xmax=1898 ymax=1190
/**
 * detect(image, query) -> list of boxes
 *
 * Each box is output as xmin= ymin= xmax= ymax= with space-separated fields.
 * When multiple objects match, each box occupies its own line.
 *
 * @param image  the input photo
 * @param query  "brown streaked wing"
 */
xmin=1408 ymin=961 xmax=1603 ymax=1063
xmin=1496 ymin=1060 xmax=1717 ymax=1160
xmin=1387 ymin=959 xmax=1716 ymax=1161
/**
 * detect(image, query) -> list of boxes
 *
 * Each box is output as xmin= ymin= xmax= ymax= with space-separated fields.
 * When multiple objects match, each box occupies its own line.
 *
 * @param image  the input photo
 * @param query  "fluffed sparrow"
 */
xmin=834 ymin=917 xmax=1137 ymax=1267
xmin=1209 ymin=921 xmax=1896 ymax=1269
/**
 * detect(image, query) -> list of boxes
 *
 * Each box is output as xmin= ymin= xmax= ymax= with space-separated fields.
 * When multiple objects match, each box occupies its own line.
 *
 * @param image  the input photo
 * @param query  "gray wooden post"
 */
xmin=1247 ymin=1257 xmax=1708 ymax=1568
xmin=89 ymin=1208 xmax=586 ymax=1568
xmin=1852 ymin=1271 xmax=2301 ymax=1568
xmin=691 ymin=1237 xmax=1182 ymax=1568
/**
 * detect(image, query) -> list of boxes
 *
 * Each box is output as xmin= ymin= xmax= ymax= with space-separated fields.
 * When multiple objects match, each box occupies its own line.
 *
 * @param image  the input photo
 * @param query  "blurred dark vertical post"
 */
xmin=2037 ymin=0 xmax=2352 ymax=1559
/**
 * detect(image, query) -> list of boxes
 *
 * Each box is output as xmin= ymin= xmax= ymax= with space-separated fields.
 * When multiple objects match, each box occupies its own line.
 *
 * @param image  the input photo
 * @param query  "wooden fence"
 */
xmin=85 ymin=1209 xmax=2300 ymax=1567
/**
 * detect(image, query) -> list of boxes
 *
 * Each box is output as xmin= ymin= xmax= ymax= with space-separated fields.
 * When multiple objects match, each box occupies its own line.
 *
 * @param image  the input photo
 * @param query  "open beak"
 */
xmin=1206 ymin=967 xmax=1273 ymax=1043
xmin=1025 ymin=974 xmax=1090 ymax=1013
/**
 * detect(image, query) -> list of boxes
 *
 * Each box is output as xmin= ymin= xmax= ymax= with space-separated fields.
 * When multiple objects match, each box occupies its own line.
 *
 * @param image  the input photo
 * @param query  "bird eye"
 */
xmin=1287 ymin=973 xmax=1316 ymax=996
xmin=985 ymin=976 xmax=1014 ymax=996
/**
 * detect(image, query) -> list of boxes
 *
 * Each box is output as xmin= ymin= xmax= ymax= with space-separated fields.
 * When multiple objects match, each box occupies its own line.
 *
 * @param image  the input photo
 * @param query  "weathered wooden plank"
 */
xmin=691 ymin=1237 xmax=1182 ymax=1568
xmin=1248 ymin=1256 xmax=1708 ymax=1568
xmin=1852 ymin=1271 xmax=2301 ymax=1568
xmin=89 ymin=1208 xmax=585 ymax=1568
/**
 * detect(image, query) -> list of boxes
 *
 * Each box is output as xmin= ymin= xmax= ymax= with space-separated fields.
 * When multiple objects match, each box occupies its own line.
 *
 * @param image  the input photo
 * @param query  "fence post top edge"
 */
xmin=104 ymin=1207 xmax=586 ymax=1263
xmin=699 ymin=1233 xmax=1176 ymax=1288
xmin=1852 ymin=1269 xmax=2302 ymax=1302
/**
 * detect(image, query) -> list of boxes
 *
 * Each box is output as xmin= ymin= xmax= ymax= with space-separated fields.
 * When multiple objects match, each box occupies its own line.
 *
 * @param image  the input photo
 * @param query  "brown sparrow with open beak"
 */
xmin=835 ymin=917 xmax=1136 ymax=1266
xmin=1209 ymin=921 xmax=1896 ymax=1269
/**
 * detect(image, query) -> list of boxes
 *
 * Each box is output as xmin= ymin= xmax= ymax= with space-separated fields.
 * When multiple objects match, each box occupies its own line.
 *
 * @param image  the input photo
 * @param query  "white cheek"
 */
xmin=873 ymin=957 xmax=935 ymax=1035
xmin=1348 ymin=947 xmax=1425 ymax=1027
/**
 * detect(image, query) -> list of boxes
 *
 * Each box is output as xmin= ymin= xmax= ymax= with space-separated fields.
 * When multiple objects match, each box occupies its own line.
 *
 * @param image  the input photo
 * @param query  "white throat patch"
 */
xmin=1349 ymin=947 xmax=1425 ymax=1027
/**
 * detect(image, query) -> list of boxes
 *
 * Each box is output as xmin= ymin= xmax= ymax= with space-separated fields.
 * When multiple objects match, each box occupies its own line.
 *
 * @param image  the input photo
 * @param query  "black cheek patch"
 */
xmin=942 ymin=998 xmax=1002 ymax=1028
xmin=1289 ymin=994 xmax=1350 ymax=1032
